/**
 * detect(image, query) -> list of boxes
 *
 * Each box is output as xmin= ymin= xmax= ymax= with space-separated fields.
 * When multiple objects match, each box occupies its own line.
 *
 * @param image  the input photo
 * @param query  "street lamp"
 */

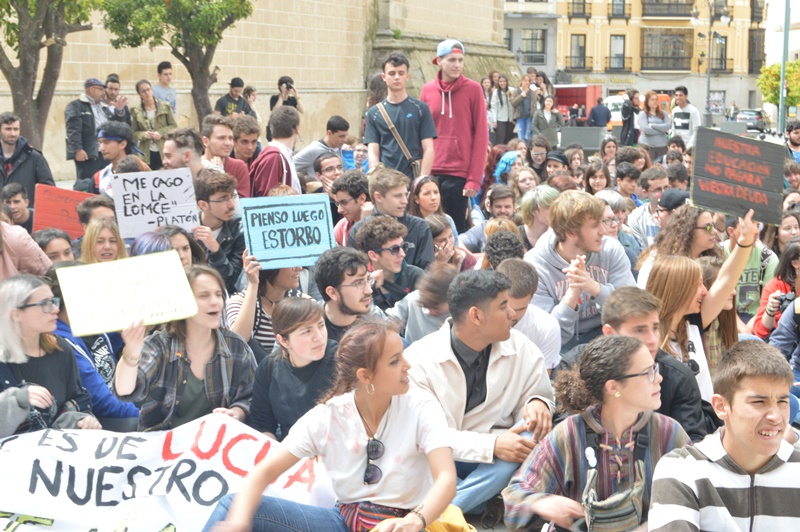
xmin=691 ymin=2 xmax=731 ymax=127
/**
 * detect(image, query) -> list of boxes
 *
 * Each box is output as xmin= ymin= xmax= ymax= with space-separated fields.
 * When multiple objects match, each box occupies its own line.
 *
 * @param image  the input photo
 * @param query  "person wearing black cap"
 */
xmin=654 ymin=188 xmax=689 ymax=229
xmin=65 ymin=78 xmax=128 ymax=190
xmin=544 ymin=150 xmax=569 ymax=181
xmin=214 ymin=77 xmax=256 ymax=118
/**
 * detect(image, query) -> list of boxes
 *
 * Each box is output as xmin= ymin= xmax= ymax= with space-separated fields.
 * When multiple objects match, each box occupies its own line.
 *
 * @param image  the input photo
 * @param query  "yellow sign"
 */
xmin=56 ymin=250 xmax=198 ymax=336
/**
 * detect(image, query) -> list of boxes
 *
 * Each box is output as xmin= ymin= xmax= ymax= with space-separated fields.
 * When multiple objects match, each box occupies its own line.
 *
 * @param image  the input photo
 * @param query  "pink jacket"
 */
xmin=0 ymin=222 xmax=52 ymax=282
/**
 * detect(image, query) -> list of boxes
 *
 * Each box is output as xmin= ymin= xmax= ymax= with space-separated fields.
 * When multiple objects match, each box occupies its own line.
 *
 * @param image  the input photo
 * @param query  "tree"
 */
xmin=103 ymin=0 xmax=254 ymax=121
xmin=0 ymin=0 xmax=99 ymax=149
xmin=756 ymin=60 xmax=800 ymax=108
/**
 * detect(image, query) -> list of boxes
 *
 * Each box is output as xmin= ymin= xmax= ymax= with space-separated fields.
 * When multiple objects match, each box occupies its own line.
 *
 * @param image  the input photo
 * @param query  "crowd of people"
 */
xmin=1 ymin=39 xmax=800 ymax=532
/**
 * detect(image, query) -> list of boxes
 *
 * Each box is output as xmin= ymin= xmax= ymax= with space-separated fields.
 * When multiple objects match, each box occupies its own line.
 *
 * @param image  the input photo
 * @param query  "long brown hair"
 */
xmin=698 ymin=256 xmax=737 ymax=353
xmin=408 ymin=175 xmax=445 ymax=218
xmin=638 ymin=204 xmax=722 ymax=268
xmin=646 ymin=255 xmax=701 ymax=361
xmin=643 ymin=90 xmax=665 ymax=120
xmin=318 ymin=318 xmax=398 ymax=404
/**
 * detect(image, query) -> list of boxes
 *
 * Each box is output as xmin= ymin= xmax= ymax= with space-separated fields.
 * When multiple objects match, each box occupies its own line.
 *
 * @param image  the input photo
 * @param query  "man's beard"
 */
xmin=789 ymin=136 xmax=800 ymax=150
xmin=336 ymin=293 xmax=369 ymax=317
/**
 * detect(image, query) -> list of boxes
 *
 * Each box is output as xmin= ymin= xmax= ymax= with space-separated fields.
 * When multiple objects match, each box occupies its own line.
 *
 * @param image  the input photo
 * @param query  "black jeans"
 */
xmin=435 ymin=174 xmax=469 ymax=234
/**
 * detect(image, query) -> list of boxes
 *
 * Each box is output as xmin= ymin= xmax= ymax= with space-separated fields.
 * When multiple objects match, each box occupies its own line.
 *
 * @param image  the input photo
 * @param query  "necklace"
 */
xmin=354 ymin=391 xmax=389 ymax=440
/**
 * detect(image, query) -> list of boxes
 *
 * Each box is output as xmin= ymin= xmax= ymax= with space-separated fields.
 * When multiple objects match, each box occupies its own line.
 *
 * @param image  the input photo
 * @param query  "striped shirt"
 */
xmin=502 ymin=407 xmax=689 ymax=530
xmin=226 ymin=294 xmax=276 ymax=353
xmin=649 ymin=430 xmax=800 ymax=531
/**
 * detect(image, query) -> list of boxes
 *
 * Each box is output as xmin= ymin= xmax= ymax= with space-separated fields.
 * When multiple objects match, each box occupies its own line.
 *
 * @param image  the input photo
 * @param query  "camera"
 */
xmin=285 ymin=82 xmax=293 ymax=90
xmin=778 ymin=292 xmax=796 ymax=315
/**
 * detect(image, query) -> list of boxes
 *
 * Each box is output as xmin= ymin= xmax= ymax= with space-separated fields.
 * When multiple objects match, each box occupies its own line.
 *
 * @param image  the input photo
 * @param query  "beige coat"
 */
xmin=405 ymin=321 xmax=554 ymax=463
xmin=0 ymin=222 xmax=52 ymax=282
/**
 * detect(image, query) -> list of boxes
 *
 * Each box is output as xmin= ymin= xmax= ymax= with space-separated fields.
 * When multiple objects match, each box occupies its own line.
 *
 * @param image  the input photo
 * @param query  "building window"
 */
xmin=748 ymin=29 xmax=765 ymax=74
xmin=609 ymin=35 xmax=626 ymax=70
xmin=504 ymin=28 xmax=513 ymax=51
xmin=641 ymin=29 xmax=693 ymax=70
xmin=567 ymin=34 xmax=591 ymax=71
xmin=521 ymin=29 xmax=546 ymax=64
xmin=710 ymin=35 xmax=729 ymax=71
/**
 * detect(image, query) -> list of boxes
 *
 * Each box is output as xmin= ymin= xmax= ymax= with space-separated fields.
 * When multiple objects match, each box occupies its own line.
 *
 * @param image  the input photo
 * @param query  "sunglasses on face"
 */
xmin=372 ymin=241 xmax=414 ymax=256
xmin=695 ymin=223 xmax=715 ymax=234
xmin=363 ymin=438 xmax=385 ymax=485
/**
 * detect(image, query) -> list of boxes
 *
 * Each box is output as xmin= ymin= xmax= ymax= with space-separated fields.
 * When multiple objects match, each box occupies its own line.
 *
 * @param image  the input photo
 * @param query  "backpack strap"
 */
xmin=377 ymin=103 xmax=414 ymax=164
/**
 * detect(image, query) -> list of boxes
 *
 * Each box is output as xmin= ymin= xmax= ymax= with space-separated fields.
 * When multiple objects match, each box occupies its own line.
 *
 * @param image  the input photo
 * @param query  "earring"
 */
xmin=614 ymin=391 xmax=621 ymax=398
xmin=367 ymin=383 xmax=375 ymax=396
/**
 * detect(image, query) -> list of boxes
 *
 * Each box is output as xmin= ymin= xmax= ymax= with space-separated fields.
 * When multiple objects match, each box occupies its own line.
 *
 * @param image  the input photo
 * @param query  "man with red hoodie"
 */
xmin=420 ymin=39 xmax=489 ymax=234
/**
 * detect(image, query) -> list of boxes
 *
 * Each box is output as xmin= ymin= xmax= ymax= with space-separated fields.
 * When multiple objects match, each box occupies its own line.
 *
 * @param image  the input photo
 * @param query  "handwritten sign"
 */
xmin=0 ymin=414 xmax=334 ymax=531
xmin=691 ymin=128 xmax=785 ymax=226
xmin=110 ymin=168 xmax=199 ymax=239
xmin=241 ymin=194 xmax=335 ymax=269
xmin=32 ymin=185 xmax=93 ymax=239
xmin=55 ymin=250 xmax=197 ymax=336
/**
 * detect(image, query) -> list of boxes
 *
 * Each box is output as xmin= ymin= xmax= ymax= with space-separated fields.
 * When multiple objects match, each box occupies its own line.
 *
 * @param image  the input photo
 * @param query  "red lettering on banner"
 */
xmin=255 ymin=440 xmax=271 ymax=464
xmin=221 ymin=433 xmax=258 ymax=477
xmin=713 ymin=137 xmax=761 ymax=157
xmin=283 ymin=458 xmax=316 ymax=492
xmin=191 ymin=420 xmax=226 ymax=460
xmin=161 ymin=431 xmax=183 ymax=460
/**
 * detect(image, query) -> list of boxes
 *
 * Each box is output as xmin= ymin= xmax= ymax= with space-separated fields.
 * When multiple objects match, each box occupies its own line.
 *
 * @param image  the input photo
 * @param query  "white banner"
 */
xmin=0 ymin=414 xmax=334 ymax=531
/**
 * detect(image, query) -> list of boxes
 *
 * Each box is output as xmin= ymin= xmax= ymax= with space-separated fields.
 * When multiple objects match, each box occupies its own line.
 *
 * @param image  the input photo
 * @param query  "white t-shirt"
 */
xmin=670 ymin=315 xmax=713 ymax=402
xmin=513 ymin=304 xmax=562 ymax=370
xmin=281 ymin=389 xmax=451 ymax=509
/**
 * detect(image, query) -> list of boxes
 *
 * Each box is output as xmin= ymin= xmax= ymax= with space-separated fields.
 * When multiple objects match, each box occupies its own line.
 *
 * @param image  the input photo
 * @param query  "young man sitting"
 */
xmin=650 ymin=341 xmax=800 ymax=530
xmin=347 ymin=166 xmax=434 ymax=269
xmin=331 ymin=170 xmax=370 ymax=246
xmin=459 ymin=184 xmax=516 ymax=253
xmin=2 ymin=182 xmax=33 ymax=233
xmin=354 ymin=214 xmax=424 ymax=311
xmin=526 ymin=190 xmax=635 ymax=352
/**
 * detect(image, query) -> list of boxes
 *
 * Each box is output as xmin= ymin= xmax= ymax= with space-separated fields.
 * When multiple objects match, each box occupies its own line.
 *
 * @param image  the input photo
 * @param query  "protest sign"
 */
xmin=691 ymin=128 xmax=785 ymax=226
xmin=32 ymin=185 xmax=93 ymax=239
xmin=241 ymin=194 xmax=335 ymax=269
xmin=109 ymin=168 xmax=199 ymax=239
xmin=0 ymin=414 xmax=334 ymax=531
xmin=56 ymin=250 xmax=197 ymax=336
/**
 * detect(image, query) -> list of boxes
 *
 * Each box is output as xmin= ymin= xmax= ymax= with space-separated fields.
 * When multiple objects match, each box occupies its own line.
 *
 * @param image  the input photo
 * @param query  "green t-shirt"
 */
xmin=723 ymin=241 xmax=777 ymax=318
xmin=170 ymin=371 xmax=212 ymax=429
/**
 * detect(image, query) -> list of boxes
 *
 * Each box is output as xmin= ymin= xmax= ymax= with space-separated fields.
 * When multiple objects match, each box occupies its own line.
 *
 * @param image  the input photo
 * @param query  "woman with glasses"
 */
xmin=526 ymin=135 xmax=551 ymax=183
xmin=227 ymin=252 xmax=303 ymax=363
xmin=249 ymin=297 xmax=337 ymax=442
xmin=204 ymin=319 xmax=457 ymax=532
xmin=0 ymin=274 xmax=100 ymax=435
xmin=644 ymin=215 xmax=757 ymax=403
xmin=114 ymin=265 xmax=256 ymax=431
xmin=595 ymin=189 xmax=641 ymax=275
xmin=503 ymin=335 xmax=688 ymax=531
xmin=637 ymin=204 xmax=723 ymax=289
xmin=131 ymin=79 xmax=177 ymax=170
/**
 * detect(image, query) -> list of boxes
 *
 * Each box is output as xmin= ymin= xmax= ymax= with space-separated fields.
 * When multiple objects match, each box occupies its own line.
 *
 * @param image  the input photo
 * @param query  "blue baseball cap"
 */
xmin=434 ymin=39 xmax=465 ymax=64
xmin=84 ymin=78 xmax=106 ymax=89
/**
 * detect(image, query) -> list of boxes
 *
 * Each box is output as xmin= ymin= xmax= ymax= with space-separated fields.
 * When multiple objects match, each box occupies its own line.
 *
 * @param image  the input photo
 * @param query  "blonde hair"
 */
xmin=646 ymin=255 xmax=701 ymax=361
xmin=0 ymin=274 xmax=59 ymax=364
xmin=548 ymin=190 xmax=605 ymax=242
xmin=80 ymin=217 xmax=128 ymax=264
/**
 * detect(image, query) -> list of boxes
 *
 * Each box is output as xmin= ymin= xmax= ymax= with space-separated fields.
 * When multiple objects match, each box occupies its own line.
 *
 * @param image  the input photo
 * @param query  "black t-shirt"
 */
xmin=249 ymin=340 xmax=337 ymax=439
xmin=215 ymin=93 xmax=254 ymax=117
xmin=269 ymin=94 xmax=299 ymax=111
xmin=324 ymin=312 xmax=349 ymax=344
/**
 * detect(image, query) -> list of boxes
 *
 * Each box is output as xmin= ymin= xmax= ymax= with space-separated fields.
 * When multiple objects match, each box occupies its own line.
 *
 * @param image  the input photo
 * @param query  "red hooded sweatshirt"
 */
xmin=420 ymin=71 xmax=489 ymax=192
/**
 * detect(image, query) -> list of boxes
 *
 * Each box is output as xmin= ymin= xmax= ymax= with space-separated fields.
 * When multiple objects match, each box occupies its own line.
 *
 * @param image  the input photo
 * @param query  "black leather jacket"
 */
xmin=201 ymin=214 xmax=246 ymax=295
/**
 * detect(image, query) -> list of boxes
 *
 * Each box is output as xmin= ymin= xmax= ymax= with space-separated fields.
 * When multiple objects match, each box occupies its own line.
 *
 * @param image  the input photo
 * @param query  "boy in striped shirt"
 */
xmin=649 ymin=341 xmax=800 ymax=531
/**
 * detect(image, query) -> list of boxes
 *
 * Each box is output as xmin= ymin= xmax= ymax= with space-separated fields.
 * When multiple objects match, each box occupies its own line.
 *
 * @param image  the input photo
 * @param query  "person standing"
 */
xmin=531 ymin=94 xmax=563 ymax=150
xmin=214 ymin=77 xmax=256 ymax=118
xmin=0 ymin=112 xmax=53 ymax=207
xmin=365 ymin=52 xmax=436 ymax=179
xmin=727 ymin=99 xmax=739 ymax=121
xmin=152 ymin=61 xmax=177 ymax=116
xmin=65 ymin=78 xmax=127 ymax=191
xmin=130 ymin=79 xmax=177 ymax=170
xmin=638 ymin=90 xmax=671 ymax=161
xmin=491 ymin=75 xmax=515 ymax=145
xmin=588 ymin=97 xmax=611 ymax=128
xmin=620 ymin=88 xmax=641 ymax=146
xmin=511 ymin=76 xmax=534 ymax=142
xmin=420 ymin=39 xmax=489 ymax=235
xmin=670 ymin=85 xmax=701 ymax=150
xmin=102 ymin=74 xmax=131 ymax=126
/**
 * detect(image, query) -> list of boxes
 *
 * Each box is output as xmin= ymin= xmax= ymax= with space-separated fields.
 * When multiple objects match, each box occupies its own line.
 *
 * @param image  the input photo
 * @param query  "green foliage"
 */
xmin=0 ymin=0 xmax=98 ymax=52
xmin=756 ymin=61 xmax=800 ymax=108
xmin=103 ymin=0 xmax=253 ymax=52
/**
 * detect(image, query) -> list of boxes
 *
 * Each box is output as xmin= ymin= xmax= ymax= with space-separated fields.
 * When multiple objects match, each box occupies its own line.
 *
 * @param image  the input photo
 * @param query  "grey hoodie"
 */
xmin=524 ymin=229 xmax=635 ymax=346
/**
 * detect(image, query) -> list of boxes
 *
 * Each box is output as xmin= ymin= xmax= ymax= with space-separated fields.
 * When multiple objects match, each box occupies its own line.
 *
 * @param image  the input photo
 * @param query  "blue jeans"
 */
xmin=203 ymin=494 xmax=347 ymax=532
xmin=516 ymin=117 xmax=532 ymax=143
xmin=452 ymin=429 xmax=530 ymax=514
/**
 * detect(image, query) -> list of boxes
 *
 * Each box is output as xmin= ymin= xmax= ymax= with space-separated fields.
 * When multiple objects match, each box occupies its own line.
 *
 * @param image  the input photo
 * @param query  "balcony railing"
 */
xmin=565 ymin=56 xmax=593 ymax=71
xmin=751 ymin=1 xmax=764 ymax=22
xmin=641 ymin=2 xmax=693 ymax=17
xmin=608 ymin=2 xmax=631 ymax=19
xmin=568 ymin=2 xmax=592 ymax=18
xmin=749 ymin=58 xmax=765 ymax=74
xmin=709 ymin=57 xmax=733 ymax=72
xmin=641 ymin=56 xmax=692 ymax=70
xmin=519 ymin=52 xmax=546 ymax=65
xmin=712 ymin=2 xmax=731 ymax=20
xmin=605 ymin=56 xmax=632 ymax=72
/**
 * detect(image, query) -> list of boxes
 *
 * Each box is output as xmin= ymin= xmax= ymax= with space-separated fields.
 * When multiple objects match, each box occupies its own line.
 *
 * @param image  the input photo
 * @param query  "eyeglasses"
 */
xmin=601 ymin=217 xmax=620 ymax=228
xmin=695 ymin=223 xmax=715 ymax=234
xmin=656 ymin=207 xmax=670 ymax=216
xmin=207 ymin=191 xmax=239 ymax=204
xmin=363 ymin=438 xmax=385 ymax=485
xmin=372 ymin=241 xmax=414 ymax=256
xmin=333 ymin=197 xmax=354 ymax=209
xmin=616 ymin=362 xmax=660 ymax=383
xmin=18 ymin=297 xmax=60 ymax=313
xmin=531 ymin=151 xmax=547 ymax=158
xmin=339 ymin=275 xmax=375 ymax=291
xmin=322 ymin=164 xmax=344 ymax=174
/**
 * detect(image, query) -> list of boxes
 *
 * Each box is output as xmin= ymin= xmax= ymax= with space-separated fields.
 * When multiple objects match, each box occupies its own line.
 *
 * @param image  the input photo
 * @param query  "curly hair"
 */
xmin=638 ymin=204 xmax=722 ymax=268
